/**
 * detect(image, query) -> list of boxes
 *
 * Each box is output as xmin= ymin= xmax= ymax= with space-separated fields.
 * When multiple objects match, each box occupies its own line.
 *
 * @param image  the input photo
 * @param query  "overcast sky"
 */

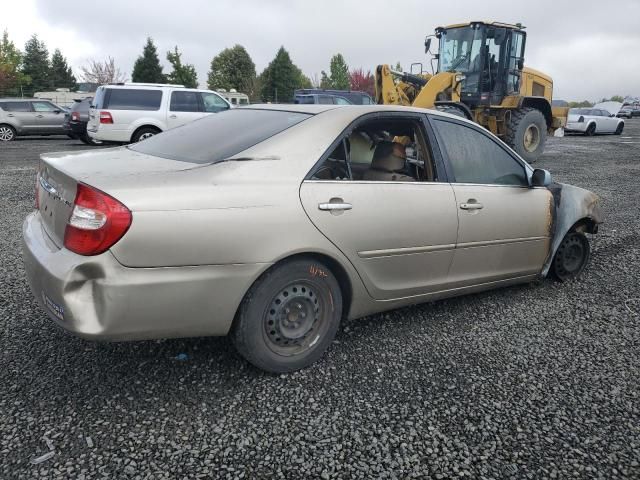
xmin=4 ymin=0 xmax=639 ymax=101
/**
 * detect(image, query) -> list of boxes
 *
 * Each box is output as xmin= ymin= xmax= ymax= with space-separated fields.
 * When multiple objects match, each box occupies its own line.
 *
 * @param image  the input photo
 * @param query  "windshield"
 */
xmin=569 ymin=108 xmax=593 ymax=115
xmin=438 ymin=26 xmax=484 ymax=73
xmin=129 ymin=109 xmax=311 ymax=164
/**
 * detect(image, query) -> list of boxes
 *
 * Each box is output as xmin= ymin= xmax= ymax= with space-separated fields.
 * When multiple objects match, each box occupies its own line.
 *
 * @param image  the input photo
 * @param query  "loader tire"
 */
xmin=506 ymin=107 xmax=547 ymax=163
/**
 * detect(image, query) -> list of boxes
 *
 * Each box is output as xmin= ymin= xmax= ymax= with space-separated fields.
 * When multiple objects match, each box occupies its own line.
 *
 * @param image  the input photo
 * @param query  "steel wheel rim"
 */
xmin=263 ymin=282 xmax=325 ymax=356
xmin=555 ymin=234 xmax=587 ymax=278
xmin=0 ymin=127 xmax=14 ymax=141
xmin=523 ymin=124 xmax=541 ymax=152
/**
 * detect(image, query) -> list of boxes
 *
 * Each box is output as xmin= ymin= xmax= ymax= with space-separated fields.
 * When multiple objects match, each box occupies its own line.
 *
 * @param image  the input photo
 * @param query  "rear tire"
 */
xmin=551 ymin=231 xmax=590 ymax=282
xmin=232 ymin=258 xmax=342 ymax=373
xmin=584 ymin=123 xmax=596 ymax=136
xmin=506 ymin=107 xmax=547 ymax=163
xmin=131 ymin=126 xmax=160 ymax=143
xmin=80 ymin=133 xmax=102 ymax=146
xmin=0 ymin=124 xmax=16 ymax=142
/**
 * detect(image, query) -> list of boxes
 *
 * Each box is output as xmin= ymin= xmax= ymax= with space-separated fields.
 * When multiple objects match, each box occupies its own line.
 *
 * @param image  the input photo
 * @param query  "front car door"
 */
xmin=31 ymin=101 xmax=65 ymax=134
xmin=429 ymin=115 xmax=552 ymax=287
xmin=200 ymin=92 xmax=230 ymax=114
xmin=300 ymin=112 xmax=459 ymax=300
xmin=167 ymin=90 xmax=204 ymax=129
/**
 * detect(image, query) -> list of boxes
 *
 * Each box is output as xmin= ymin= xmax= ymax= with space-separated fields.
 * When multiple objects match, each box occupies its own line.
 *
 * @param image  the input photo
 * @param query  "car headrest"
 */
xmin=371 ymin=141 xmax=405 ymax=172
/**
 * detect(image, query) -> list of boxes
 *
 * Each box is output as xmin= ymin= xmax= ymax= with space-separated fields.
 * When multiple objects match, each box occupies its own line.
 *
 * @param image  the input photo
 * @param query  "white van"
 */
xmin=87 ymin=83 xmax=231 ymax=143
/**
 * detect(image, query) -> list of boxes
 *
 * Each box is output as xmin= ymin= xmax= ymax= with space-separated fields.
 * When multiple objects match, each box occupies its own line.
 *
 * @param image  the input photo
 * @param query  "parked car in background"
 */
xmin=294 ymin=89 xmax=375 ymax=105
xmin=63 ymin=97 xmax=102 ymax=145
xmin=0 ymin=98 xmax=67 ymax=141
xmin=617 ymin=107 xmax=633 ymax=119
xmin=620 ymin=104 xmax=640 ymax=117
xmin=294 ymin=93 xmax=352 ymax=105
xmin=23 ymin=104 xmax=602 ymax=373
xmin=566 ymin=108 xmax=624 ymax=135
xmin=87 ymin=83 xmax=231 ymax=143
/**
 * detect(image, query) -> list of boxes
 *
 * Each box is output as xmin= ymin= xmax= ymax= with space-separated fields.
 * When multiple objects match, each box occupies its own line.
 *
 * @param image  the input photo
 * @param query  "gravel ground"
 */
xmin=0 ymin=127 xmax=639 ymax=479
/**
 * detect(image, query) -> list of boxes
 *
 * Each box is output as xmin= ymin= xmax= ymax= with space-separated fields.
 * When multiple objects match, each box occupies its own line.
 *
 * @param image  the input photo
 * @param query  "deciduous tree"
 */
xmin=349 ymin=68 xmax=374 ymax=96
xmin=0 ymin=30 xmax=30 ymax=95
xmin=166 ymin=46 xmax=198 ymax=88
xmin=207 ymin=45 xmax=255 ymax=95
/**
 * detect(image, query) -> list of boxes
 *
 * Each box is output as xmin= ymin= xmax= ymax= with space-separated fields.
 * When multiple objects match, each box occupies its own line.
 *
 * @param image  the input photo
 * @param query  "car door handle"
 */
xmin=169 ymin=114 xmax=177 ymax=119
xmin=460 ymin=202 xmax=484 ymax=210
xmin=7 ymin=114 xmax=14 ymax=117
xmin=36 ymin=114 xmax=44 ymax=118
xmin=318 ymin=202 xmax=352 ymax=211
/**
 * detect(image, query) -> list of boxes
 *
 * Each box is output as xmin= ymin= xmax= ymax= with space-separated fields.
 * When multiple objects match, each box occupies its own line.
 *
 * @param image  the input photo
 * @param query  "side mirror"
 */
xmin=424 ymin=37 xmax=432 ymax=53
xmin=54 ymin=109 xmax=61 ymax=114
xmin=531 ymin=168 xmax=552 ymax=187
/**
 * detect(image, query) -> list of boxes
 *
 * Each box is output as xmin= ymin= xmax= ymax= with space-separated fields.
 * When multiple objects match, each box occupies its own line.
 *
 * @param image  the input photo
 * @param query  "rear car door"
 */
xmin=430 ymin=116 xmax=552 ymax=286
xmin=32 ymin=101 xmax=65 ymax=133
xmin=300 ymin=112 xmax=459 ymax=300
xmin=0 ymin=101 xmax=37 ymax=133
xmin=167 ymin=90 xmax=204 ymax=129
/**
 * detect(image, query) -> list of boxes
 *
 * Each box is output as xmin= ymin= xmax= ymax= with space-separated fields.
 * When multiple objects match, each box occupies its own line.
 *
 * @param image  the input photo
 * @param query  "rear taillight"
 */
xmin=71 ymin=111 xmax=80 ymax=121
xmin=99 ymin=111 xmax=113 ymax=124
xmin=64 ymin=184 xmax=131 ymax=256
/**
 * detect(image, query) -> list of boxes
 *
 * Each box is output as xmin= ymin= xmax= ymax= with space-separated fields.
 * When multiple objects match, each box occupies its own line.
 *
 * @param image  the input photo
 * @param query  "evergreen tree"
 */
xmin=0 ymin=30 xmax=30 ymax=95
xmin=131 ymin=37 xmax=166 ymax=83
xmin=259 ymin=47 xmax=307 ymax=103
xmin=207 ymin=45 xmax=256 ymax=95
xmin=22 ymin=34 xmax=50 ymax=93
xmin=49 ymin=49 xmax=76 ymax=89
xmin=166 ymin=46 xmax=198 ymax=88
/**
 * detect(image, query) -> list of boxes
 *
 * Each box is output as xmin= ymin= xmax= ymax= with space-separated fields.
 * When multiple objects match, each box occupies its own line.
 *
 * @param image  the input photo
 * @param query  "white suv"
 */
xmin=87 ymin=83 xmax=231 ymax=143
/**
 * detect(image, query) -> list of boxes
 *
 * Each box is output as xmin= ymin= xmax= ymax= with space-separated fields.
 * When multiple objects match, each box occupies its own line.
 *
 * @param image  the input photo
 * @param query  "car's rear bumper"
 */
xmin=87 ymin=125 xmax=131 ymax=143
xmin=565 ymin=122 xmax=588 ymax=133
xmin=22 ymin=212 xmax=267 ymax=341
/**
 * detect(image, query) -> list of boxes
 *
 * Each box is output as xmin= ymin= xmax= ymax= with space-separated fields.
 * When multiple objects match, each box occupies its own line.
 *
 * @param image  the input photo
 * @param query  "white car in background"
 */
xmin=566 ymin=104 xmax=625 ymax=136
xmin=87 ymin=83 xmax=231 ymax=143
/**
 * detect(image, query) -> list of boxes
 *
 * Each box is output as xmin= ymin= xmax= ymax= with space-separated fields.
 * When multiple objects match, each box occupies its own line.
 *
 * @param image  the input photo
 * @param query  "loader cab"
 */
xmin=436 ymin=22 xmax=526 ymax=106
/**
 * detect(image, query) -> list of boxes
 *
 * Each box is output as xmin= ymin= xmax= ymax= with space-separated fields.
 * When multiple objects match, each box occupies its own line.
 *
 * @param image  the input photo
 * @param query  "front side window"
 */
xmin=0 ymin=101 xmax=32 ymax=112
xmin=105 ymin=89 xmax=162 ymax=110
xmin=32 ymin=101 xmax=58 ymax=112
xmin=318 ymin=96 xmax=334 ymax=105
xmin=432 ymin=119 xmax=527 ymax=186
xmin=334 ymin=97 xmax=351 ymax=105
xmin=200 ymin=92 xmax=229 ymax=113
xmin=170 ymin=91 xmax=201 ymax=112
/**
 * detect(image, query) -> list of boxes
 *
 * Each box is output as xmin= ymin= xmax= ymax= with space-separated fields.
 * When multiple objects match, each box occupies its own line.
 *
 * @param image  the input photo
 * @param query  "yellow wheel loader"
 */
xmin=375 ymin=21 xmax=568 ymax=162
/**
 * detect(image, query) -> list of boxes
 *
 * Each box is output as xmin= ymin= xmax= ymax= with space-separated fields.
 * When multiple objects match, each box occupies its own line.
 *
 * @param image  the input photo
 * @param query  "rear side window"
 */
xmin=170 ymin=91 xmax=200 ymax=112
xmin=129 ymin=109 xmax=311 ymax=164
xmin=0 ymin=101 xmax=32 ymax=112
xmin=105 ymin=89 xmax=162 ymax=110
xmin=432 ymin=119 xmax=528 ymax=186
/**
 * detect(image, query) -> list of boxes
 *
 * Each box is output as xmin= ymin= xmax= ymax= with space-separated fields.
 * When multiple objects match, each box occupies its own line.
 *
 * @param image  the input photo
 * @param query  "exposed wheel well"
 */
xmin=131 ymin=125 xmax=161 ymax=142
xmin=520 ymin=97 xmax=552 ymax=128
xmin=232 ymin=252 xmax=353 ymax=330
xmin=571 ymin=217 xmax=599 ymax=234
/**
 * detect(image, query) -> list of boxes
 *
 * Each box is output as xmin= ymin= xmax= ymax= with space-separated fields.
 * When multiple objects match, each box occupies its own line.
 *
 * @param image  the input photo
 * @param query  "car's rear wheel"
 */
xmin=615 ymin=123 xmax=624 ymax=135
xmin=551 ymin=231 xmax=591 ymax=281
xmin=131 ymin=126 xmax=160 ymax=143
xmin=0 ymin=124 xmax=16 ymax=142
xmin=585 ymin=123 xmax=596 ymax=136
xmin=232 ymin=258 xmax=342 ymax=373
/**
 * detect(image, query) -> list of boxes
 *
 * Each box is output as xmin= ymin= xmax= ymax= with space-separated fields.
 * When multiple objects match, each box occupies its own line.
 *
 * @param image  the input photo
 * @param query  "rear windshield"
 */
xmin=129 ymin=109 xmax=311 ymax=164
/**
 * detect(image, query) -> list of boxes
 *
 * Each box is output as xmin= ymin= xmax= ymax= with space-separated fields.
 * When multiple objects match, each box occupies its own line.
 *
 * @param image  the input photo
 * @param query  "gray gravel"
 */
xmin=1 ymin=129 xmax=639 ymax=479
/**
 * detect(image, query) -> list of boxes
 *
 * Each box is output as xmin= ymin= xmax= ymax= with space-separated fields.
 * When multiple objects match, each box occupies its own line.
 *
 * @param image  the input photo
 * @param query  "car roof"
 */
xmin=0 ymin=98 xmax=37 ymax=102
xmin=245 ymin=103 xmax=474 ymax=122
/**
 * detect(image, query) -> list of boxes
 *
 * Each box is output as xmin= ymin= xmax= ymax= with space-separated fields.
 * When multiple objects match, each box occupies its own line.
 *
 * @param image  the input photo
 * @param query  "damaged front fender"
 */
xmin=542 ymin=182 xmax=603 ymax=276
